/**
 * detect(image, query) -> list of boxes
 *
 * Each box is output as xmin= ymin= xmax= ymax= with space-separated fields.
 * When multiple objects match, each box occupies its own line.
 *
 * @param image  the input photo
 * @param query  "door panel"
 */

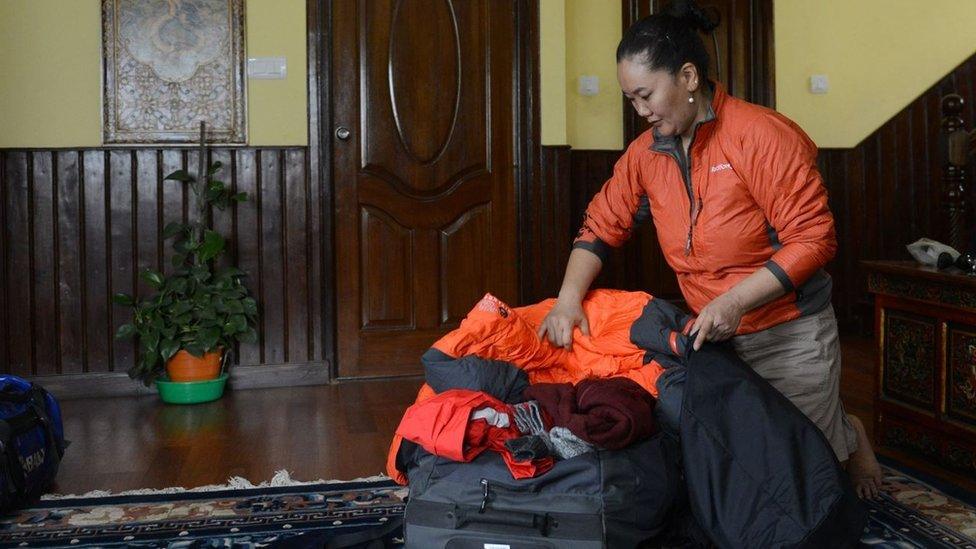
xmin=332 ymin=0 xmax=518 ymax=378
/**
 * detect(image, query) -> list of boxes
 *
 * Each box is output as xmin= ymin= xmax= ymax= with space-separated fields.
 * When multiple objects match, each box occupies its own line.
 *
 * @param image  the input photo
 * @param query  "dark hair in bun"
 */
xmin=616 ymin=0 xmax=720 ymax=82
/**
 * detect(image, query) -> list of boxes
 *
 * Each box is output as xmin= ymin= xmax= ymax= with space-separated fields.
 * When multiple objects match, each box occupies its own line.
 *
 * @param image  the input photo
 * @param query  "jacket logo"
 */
xmin=710 ymin=163 xmax=732 ymax=173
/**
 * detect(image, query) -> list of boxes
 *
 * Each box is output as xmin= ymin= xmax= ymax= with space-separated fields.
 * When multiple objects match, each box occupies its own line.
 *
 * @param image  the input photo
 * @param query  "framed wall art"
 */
xmin=102 ymin=0 xmax=247 ymax=144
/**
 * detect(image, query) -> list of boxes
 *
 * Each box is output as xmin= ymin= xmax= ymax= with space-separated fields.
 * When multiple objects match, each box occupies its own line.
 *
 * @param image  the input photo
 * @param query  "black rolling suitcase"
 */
xmin=401 ymin=433 xmax=679 ymax=549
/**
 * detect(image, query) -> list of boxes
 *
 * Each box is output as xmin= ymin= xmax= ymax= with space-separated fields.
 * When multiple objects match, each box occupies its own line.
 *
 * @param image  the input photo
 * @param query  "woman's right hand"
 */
xmin=537 ymin=299 xmax=590 ymax=351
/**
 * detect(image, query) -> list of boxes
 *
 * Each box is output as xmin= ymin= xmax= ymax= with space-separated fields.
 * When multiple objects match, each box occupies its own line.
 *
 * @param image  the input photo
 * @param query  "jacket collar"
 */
xmin=649 ymin=81 xmax=725 ymax=154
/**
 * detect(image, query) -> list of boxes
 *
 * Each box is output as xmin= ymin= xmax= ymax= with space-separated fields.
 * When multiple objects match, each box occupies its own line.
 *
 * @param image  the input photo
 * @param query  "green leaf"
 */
xmin=168 ymin=277 xmax=188 ymax=295
xmin=242 ymin=298 xmax=258 ymax=317
xmin=160 ymin=339 xmax=180 ymax=361
xmin=225 ymin=299 xmax=244 ymax=314
xmin=184 ymin=342 xmax=206 ymax=358
xmin=233 ymin=192 xmax=248 ymax=203
xmin=238 ymin=327 xmax=258 ymax=344
xmin=171 ymin=300 xmax=194 ymax=316
xmin=162 ymin=221 xmax=185 ymax=239
xmin=174 ymin=238 xmax=200 ymax=253
xmin=225 ymin=314 xmax=248 ymax=334
xmin=171 ymin=253 xmax=187 ymax=268
xmin=112 ymin=293 xmax=135 ymax=306
xmin=140 ymin=269 xmax=165 ymax=290
xmin=198 ymin=327 xmax=221 ymax=350
xmin=114 ymin=323 xmax=137 ymax=340
xmin=198 ymin=230 xmax=225 ymax=262
xmin=164 ymin=169 xmax=194 ymax=183
xmin=191 ymin=265 xmax=211 ymax=282
xmin=207 ymin=161 xmax=223 ymax=176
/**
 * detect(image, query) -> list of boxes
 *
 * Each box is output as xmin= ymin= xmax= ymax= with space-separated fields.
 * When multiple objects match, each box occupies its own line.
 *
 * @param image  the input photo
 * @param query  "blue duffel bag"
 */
xmin=0 ymin=375 xmax=66 ymax=510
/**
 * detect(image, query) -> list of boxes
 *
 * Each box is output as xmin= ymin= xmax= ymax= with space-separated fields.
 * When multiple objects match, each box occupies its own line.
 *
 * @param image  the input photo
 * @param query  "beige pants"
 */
xmin=732 ymin=304 xmax=859 ymax=462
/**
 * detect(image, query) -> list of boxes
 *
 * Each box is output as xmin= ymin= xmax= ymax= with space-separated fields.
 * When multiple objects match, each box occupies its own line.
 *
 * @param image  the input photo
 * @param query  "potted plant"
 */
xmin=113 ymin=127 xmax=257 ymax=402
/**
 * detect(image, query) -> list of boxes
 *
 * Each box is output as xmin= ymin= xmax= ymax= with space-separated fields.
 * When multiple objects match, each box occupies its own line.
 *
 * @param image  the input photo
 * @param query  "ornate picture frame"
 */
xmin=102 ymin=0 xmax=247 ymax=144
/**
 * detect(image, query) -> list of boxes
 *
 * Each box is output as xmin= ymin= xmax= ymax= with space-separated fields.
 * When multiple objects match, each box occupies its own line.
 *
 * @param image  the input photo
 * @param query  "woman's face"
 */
xmin=617 ymin=57 xmax=700 ymax=139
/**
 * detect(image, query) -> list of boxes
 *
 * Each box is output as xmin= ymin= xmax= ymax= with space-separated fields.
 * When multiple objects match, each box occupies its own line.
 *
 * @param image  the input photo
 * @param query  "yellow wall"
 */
xmin=775 ymin=0 xmax=976 ymax=148
xmin=563 ymin=0 xmax=623 ymax=150
xmin=539 ymin=0 xmax=623 ymax=149
xmin=540 ymin=0 xmax=568 ymax=146
xmin=0 ymin=0 xmax=307 ymax=148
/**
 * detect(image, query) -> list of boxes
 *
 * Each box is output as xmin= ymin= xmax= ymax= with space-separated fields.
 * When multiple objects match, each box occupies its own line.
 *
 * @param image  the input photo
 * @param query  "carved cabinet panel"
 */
xmin=866 ymin=261 xmax=976 ymax=477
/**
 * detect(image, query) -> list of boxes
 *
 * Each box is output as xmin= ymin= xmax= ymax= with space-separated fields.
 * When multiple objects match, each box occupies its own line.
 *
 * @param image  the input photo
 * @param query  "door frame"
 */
xmin=306 ymin=0 xmax=542 ymax=381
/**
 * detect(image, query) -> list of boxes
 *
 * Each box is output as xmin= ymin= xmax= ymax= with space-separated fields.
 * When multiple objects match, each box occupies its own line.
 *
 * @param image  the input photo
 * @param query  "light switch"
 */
xmin=809 ymin=74 xmax=829 ymax=94
xmin=579 ymin=75 xmax=600 ymax=96
xmin=248 ymin=57 xmax=287 ymax=79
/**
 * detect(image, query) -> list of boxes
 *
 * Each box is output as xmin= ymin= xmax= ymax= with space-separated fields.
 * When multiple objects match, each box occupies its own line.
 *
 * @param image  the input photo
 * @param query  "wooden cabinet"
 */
xmin=864 ymin=260 xmax=976 ymax=476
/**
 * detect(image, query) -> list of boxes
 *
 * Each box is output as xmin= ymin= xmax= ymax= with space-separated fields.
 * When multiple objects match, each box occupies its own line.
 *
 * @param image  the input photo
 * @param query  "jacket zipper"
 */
xmin=677 ymin=133 xmax=702 ymax=256
xmin=647 ymin=103 xmax=715 ymax=256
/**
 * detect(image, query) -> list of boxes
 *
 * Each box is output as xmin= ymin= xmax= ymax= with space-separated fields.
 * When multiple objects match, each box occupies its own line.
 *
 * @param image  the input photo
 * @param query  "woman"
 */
xmin=537 ymin=1 xmax=882 ymax=498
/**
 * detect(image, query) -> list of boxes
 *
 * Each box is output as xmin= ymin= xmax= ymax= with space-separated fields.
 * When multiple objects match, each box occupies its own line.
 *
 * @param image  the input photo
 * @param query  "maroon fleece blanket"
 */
xmin=523 ymin=377 xmax=656 ymax=449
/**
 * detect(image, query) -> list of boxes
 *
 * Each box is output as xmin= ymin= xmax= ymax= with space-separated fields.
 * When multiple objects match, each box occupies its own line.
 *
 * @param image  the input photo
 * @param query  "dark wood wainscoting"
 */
xmin=0 ymin=147 xmax=330 ymax=396
xmin=532 ymin=146 xmax=682 ymax=304
xmin=820 ymin=53 xmax=976 ymax=334
xmin=520 ymin=145 xmax=572 ymax=304
xmin=569 ymin=149 xmax=682 ymax=300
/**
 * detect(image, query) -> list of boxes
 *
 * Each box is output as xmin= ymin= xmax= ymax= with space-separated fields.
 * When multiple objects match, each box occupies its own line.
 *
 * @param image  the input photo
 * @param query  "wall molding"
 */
xmin=35 ymin=361 xmax=332 ymax=400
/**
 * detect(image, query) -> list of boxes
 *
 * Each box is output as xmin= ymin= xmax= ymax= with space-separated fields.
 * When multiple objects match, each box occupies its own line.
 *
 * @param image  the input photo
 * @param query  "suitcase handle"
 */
xmin=454 ymin=505 xmax=551 ymax=536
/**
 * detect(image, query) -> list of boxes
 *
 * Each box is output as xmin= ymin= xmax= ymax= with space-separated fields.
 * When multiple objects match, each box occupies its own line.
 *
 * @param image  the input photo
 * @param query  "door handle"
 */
xmin=335 ymin=126 xmax=351 ymax=140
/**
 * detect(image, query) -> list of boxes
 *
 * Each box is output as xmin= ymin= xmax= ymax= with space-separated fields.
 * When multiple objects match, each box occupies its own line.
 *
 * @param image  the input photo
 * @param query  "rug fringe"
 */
xmin=42 ymin=471 xmax=392 ymax=500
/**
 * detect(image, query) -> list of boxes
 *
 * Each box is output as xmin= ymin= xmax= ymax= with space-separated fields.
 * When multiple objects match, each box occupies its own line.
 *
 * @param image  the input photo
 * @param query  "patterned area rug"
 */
xmin=0 ymin=464 xmax=973 ymax=548
xmin=0 ymin=478 xmax=407 ymax=548
xmin=863 ymin=462 xmax=976 ymax=548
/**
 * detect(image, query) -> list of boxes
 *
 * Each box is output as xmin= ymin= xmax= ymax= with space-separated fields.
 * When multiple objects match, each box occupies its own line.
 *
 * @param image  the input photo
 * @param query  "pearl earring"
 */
xmin=688 ymin=96 xmax=695 ymax=103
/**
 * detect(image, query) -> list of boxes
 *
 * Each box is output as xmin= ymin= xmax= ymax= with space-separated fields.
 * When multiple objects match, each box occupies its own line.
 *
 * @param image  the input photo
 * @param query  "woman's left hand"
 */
xmin=688 ymin=292 xmax=745 ymax=350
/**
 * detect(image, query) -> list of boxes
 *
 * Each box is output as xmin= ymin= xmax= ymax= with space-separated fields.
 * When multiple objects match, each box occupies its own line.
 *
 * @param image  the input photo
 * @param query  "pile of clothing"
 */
xmin=388 ymin=289 xmax=689 ymax=483
xmin=396 ymin=376 xmax=657 ymax=480
xmin=387 ymin=289 xmax=867 ymax=548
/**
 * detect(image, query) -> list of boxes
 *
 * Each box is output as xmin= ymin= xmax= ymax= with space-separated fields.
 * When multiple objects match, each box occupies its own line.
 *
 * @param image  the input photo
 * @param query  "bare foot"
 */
xmin=846 ymin=414 xmax=883 ymax=499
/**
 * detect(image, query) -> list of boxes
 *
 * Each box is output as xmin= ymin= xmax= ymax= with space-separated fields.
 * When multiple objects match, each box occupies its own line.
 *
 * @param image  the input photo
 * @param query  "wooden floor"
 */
xmin=51 ymin=378 xmax=424 ymax=494
xmin=49 ymin=336 xmax=975 ymax=495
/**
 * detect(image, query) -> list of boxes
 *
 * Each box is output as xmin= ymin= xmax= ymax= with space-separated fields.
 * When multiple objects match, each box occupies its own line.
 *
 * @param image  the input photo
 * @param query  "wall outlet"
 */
xmin=578 ymin=75 xmax=599 ymax=96
xmin=809 ymin=74 xmax=829 ymax=94
xmin=248 ymin=57 xmax=287 ymax=79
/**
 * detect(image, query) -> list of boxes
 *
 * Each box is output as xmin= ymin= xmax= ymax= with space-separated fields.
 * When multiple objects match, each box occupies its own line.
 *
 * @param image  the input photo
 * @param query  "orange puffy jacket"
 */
xmin=574 ymin=82 xmax=836 ymax=334
xmin=386 ymin=290 xmax=692 ymax=484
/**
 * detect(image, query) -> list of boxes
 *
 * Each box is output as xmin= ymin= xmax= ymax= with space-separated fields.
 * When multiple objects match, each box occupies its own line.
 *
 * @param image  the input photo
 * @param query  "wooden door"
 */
xmin=331 ymin=0 xmax=520 ymax=378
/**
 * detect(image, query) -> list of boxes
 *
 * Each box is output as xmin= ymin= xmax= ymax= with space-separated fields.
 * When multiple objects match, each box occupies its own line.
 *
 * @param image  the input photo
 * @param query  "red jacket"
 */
xmin=574 ymin=83 xmax=836 ymax=334
xmin=394 ymin=389 xmax=553 ymax=480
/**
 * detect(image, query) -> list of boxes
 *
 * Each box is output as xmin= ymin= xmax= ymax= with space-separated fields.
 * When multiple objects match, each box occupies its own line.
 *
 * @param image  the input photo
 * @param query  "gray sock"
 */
xmin=549 ymin=427 xmax=595 ymax=459
xmin=512 ymin=401 xmax=547 ymax=436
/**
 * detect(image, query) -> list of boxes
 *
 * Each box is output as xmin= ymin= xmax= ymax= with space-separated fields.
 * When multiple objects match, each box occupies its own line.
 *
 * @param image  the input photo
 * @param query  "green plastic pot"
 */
xmin=156 ymin=373 xmax=228 ymax=404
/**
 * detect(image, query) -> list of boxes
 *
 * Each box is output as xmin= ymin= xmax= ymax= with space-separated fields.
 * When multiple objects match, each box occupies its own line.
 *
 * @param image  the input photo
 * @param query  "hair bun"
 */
xmin=667 ymin=0 xmax=720 ymax=33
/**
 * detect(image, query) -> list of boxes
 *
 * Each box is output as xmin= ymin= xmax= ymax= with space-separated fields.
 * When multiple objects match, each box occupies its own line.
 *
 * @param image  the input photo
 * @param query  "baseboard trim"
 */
xmin=31 ymin=362 xmax=332 ymax=400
